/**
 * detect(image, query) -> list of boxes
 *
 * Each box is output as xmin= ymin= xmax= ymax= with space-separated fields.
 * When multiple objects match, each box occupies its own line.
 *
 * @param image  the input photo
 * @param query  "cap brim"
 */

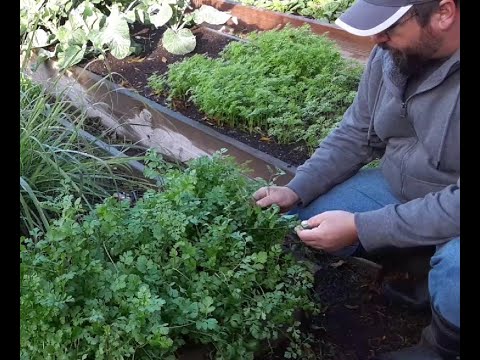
xmin=334 ymin=0 xmax=413 ymax=37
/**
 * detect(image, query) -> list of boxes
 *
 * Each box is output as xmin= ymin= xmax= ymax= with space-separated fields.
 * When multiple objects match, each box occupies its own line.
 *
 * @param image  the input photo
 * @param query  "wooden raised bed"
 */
xmin=193 ymin=0 xmax=373 ymax=64
xmin=25 ymin=53 xmax=297 ymax=185
xmin=23 ymin=3 xmax=373 ymax=186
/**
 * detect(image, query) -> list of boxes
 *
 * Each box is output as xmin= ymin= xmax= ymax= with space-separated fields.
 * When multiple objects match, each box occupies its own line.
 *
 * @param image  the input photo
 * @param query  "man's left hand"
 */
xmin=296 ymin=210 xmax=359 ymax=253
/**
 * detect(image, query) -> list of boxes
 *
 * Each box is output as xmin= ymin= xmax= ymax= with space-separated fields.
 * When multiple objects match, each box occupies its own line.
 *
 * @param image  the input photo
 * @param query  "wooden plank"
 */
xmin=193 ymin=0 xmax=373 ymax=63
xmin=24 ymin=55 xmax=296 ymax=185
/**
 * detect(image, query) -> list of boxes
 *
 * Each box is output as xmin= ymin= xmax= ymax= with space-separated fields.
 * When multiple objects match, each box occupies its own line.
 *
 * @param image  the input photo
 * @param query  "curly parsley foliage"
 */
xmin=21 ymin=151 xmax=318 ymax=359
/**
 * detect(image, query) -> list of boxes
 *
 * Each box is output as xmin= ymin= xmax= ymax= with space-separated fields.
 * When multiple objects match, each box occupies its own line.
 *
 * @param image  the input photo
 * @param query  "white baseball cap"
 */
xmin=335 ymin=0 xmax=435 ymax=36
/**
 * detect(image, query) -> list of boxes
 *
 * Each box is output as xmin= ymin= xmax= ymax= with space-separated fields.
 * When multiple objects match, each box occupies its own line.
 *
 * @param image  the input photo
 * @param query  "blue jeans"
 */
xmin=291 ymin=169 xmax=460 ymax=328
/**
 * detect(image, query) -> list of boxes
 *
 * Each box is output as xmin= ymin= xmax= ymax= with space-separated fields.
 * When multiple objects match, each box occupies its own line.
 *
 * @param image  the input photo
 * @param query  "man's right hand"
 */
xmin=252 ymin=186 xmax=300 ymax=212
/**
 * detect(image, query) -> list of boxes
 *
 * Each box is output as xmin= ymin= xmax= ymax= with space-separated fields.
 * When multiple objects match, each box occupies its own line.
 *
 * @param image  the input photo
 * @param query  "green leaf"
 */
xmin=20 ymin=0 xmax=43 ymax=13
xmin=256 ymin=251 xmax=268 ymax=264
xmin=195 ymin=318 xmax=218 ymax=331
xmin=148 ymin=3 xmax=173 ymax=28
xmin=67 ymin=7 xmax=88 ymax=33
xmin=88 ymin=29 xmax=103 ymax=50
xmin=110 ymin=275 xmax=127 ymax=292
xmin=84 ymin=8 xmax=104 ymax=32
xmin=99 ymin=5 xmax=132 ymax=59
xmin=162 ymin=28 xmax=196 ymax=55
xmin=137 ymin=8 xmax=146 ymax=24
xmin=192 ymin=5 xmax=231 ymax=25
xmin=200 ymin=296 xmax=215 ymax=314
xmin=186 ymin=302 xmax=199 ymax=319
xmin=28 ymin=29 xmax=53 ymax=48
xmin=124 ymin=10 xmax=137 ymax=23
xmin=57 ymin=45 xmax=86 ymax=69
xmin=155 ymin=325 xmax=170 ymax=335
xmin=20 ymin=18 xmax=28 ymax=36
xmin=120 ymin=251 xmax=134 ymax=266
xmin=229 ymin=314 xmax=241 ymax=327
xmin=70 ymin=28 xmax=88 ymax=46
xmin=56 ymin=26 xmax=70 ymax=43
xmin=150 ymin=335 xmax=173 ymax=349
xmin=31 ymin=47 xmax=57 ymax=71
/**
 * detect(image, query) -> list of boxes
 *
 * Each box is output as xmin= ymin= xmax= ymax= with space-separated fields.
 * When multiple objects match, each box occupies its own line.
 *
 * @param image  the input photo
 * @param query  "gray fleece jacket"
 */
xmin=287 ymin=45 xmax=460 ymax=252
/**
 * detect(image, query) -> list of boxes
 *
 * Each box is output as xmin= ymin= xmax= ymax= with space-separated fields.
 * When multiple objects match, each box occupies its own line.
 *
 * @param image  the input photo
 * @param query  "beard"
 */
xmin=379 ymin=26 xmax=443 ymax=76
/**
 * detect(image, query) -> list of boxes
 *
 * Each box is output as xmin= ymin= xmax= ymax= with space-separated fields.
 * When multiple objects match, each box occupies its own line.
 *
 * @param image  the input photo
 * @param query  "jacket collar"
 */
xmin=380 ymin=47 xmax=460 ymax=100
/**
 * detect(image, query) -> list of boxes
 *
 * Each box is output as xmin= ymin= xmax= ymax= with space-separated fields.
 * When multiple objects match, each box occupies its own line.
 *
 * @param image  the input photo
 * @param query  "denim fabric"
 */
xmin=429 ymin=238 xmax=460 ymax=328
xmin=290 ymin=169 xmax=460 ymax=328
xmin=290 ymin=169 xmax=400 ymax=256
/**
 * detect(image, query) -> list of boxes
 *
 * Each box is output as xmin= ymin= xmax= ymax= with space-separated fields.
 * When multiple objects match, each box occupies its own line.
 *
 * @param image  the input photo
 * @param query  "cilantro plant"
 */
xmin=151 ymin=26 xmax=362 ymax=152
xmin=21 ymin=150 xmax=318 ymax=359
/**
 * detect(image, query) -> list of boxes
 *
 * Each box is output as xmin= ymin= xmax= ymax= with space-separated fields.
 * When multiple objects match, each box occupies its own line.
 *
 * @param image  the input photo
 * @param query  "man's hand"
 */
xmin=252 ymin=186 xmax=299 ymax=212
xmin=296 ymin=210 xmax=358 ymax=253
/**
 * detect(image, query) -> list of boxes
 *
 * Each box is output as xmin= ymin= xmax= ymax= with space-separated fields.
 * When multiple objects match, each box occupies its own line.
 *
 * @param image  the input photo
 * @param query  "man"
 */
xmin=253 ymin=0 xmax=460 ymax=359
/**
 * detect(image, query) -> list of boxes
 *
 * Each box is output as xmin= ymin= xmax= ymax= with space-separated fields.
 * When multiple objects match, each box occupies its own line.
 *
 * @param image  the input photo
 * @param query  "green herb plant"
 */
xmin=238 ymin=0 xmax=355 ymax=23
xmin=149 ymin=26 xmax=362 ymax=152
xmin=21 ymin=150 xmax=319 ymax=359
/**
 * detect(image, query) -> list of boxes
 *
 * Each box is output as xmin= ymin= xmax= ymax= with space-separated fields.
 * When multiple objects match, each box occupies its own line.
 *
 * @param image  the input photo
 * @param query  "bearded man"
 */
xmin=253 ymin=1 xmax=460 ymax=358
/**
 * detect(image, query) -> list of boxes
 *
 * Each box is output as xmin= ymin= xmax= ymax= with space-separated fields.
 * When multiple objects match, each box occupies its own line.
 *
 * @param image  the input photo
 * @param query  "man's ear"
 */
xmin=435 ymin=0 xmax=458 ymax=31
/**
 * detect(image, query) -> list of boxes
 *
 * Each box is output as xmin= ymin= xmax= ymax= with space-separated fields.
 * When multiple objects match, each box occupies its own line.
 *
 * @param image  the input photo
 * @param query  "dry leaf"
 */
xmin=260 ymin=136 xmax=271 ymax=142
xmin=344 ymin=304 xmax=359 ymax=310
xmin=161 ymin=57 xmax=168 ymax=63
xmin=134 ymin=28 xmax=149 ymax=36
xmin=129 ymin=57 xmax=145 ymax=63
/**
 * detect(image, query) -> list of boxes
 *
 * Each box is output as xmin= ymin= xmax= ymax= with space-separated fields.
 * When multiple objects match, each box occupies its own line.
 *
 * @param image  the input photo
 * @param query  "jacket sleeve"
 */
xmin=355 ymin=178 xmax=460 ymax=251
xmin=286 ymin=46 xmax=385 ymax=207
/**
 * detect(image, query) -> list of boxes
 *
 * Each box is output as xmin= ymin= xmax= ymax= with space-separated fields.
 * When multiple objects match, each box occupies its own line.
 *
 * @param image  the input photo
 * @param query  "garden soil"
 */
xmin=80 ymin=24 xmax=431 ymax=360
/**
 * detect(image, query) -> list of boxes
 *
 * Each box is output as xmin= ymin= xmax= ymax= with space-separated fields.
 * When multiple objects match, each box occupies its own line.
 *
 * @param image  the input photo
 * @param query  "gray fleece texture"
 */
xmin=287 ymin=46 xmax=460 ymax=251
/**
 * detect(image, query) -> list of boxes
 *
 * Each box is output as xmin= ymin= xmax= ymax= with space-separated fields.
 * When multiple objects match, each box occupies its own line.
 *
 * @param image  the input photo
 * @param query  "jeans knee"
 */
xmin=429 ymin=238 xmax=460 ymax=327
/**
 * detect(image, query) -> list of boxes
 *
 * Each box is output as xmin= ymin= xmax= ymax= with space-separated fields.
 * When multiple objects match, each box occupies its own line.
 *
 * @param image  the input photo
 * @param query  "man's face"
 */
xmin=381 ymin=24 xmax=442 ymax=75
xmin=373 ymin=12 xmax=443 ymax=75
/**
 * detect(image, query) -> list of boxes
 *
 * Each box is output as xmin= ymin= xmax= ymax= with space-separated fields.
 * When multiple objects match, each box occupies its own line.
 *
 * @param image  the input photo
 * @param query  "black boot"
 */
xmin=369 ymin=246 xmax=434 ymax=310
xmin=373 ymin=305 xmax=460 ymax=359
xmin=382 ymin=275 xmax=430 ymax=310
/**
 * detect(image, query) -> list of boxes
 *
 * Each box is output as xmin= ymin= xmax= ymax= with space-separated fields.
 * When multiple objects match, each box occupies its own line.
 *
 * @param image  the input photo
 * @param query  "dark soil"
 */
xmin=80 ymin=24 xmax=311 ymax=167
xmin=255 ymin=235 xmax=431 ymax=360
xmin=307 ymin=254 xmax=430 ymax=360
xmin=79 ymin=24 xmax=430 ymax=359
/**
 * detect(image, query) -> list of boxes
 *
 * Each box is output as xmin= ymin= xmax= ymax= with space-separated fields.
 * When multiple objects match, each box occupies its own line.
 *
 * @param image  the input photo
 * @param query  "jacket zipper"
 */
xmin=400 ymin=102 xmax=408 ymax=118
xmin=400 ymin=77 xmax=453 ymax=119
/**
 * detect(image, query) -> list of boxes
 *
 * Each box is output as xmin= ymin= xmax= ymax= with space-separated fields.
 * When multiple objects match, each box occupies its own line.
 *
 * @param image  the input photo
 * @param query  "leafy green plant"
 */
xmin=21 ymin=150 xmax=318 ymax=359
xmin=21 ymin=0 xmax=130 ymax=69
xmin=20 ymin=0 xmax=234 ymax=69
xmin=20 ymin=73 xmax=154 ymax=235
xmin=362 ymin=158 xmax=380 ymax=169
xmin=238 ymin=0 xmax=354 ymax=22
xmin=153 ymin=26 xmax=362 ymax=151
xmin=122 ymin=0 xmax=234 ymax=55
